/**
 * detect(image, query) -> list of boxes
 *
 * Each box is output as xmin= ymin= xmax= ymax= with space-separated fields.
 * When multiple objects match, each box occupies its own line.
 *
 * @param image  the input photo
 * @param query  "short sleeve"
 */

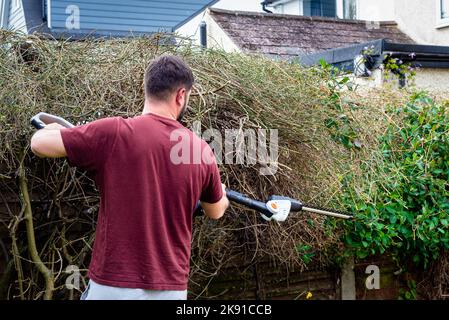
xmin=60 ymin=117 xmax=119 ymax=172
xmin=200 ymin=146 xmax=223 ymax=204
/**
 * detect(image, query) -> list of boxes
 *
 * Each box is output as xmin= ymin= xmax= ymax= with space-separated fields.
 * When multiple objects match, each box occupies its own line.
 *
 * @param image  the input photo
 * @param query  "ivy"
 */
xmin=319 ymin=59 xmax=361 ymax=149
xmin=296 ymin=244 xmax=316 ymax=265
xmin=343 ymin=92 xmax=449 ymax=266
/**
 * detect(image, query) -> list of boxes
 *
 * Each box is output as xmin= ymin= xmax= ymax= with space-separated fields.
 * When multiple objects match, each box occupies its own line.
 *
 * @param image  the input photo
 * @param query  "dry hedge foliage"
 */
xmin=0 ymin=30 xmax=398 ymax=299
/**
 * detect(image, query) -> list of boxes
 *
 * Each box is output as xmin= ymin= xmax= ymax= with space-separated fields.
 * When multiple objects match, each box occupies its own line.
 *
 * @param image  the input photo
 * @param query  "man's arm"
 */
xmin=200 ymin=183 xmax=229 ymax=220
xmin=30 ymin=123 xmax=67 ymax=158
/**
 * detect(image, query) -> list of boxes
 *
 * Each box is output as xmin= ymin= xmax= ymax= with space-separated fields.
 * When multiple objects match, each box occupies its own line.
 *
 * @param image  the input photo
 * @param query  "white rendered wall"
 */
xmin=175 ymin=0 xmax=263 ymax=44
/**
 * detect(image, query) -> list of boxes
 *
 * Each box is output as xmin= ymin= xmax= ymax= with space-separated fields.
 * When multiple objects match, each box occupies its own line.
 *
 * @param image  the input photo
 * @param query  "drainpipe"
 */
xmin=199 ymin=21 xmax=207 ymax=48
xmin=261 ymin=1 xmax=273 ymax=13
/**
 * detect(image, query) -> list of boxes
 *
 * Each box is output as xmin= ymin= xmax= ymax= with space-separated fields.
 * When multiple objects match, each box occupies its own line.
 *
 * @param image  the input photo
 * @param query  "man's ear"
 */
xmin=175 ymin=88 xmax=186 ymax=107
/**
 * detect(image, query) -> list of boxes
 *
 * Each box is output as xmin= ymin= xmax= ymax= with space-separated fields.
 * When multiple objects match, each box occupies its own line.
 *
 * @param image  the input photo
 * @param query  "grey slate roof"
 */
xmin=209 ymin=8 xmax=414 ymax=59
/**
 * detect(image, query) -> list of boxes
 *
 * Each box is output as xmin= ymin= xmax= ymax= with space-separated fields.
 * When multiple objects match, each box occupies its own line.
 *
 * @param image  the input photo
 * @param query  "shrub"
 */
xmin=343 ymin=92 xmax=449 ymax=266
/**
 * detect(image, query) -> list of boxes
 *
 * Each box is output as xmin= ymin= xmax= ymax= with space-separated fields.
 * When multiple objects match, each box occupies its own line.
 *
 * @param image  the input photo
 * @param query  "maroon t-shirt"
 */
xmin=60 ymin=113 xmax=223 ymax=290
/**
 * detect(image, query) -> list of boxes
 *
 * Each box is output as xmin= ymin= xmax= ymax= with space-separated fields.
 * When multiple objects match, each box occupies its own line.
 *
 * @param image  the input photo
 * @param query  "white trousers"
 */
xmin=80 ymin=279 xmax=188 ymax=300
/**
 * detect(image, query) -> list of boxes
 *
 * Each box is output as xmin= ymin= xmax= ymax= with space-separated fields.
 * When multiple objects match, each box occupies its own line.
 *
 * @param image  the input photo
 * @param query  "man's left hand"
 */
xmin=43 ymin=123 xmax=65 ymax=130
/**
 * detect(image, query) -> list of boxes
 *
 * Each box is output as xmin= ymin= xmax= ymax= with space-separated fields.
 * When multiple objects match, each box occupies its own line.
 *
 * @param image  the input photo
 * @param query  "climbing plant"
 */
xmin=343 ymin=92 xmax=449 ymax=267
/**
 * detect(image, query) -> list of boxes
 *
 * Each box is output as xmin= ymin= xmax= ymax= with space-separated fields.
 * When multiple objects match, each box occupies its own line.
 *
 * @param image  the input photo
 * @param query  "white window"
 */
xmin=337 ymin=0 xmax=357 ymax=20
xmin=343 ymin=0 xmax=357 ymax=19
xmin=437 ymin=0 xmax=449 ymax=28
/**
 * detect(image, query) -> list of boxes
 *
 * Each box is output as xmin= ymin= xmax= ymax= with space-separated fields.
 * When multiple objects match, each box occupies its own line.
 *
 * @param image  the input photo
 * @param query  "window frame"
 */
xmin=436 ymin=0 xmax=449 ymax=29
xmin=337 ymin=0 xmax=358 ymax=20
xmin=304 ymin=0 xmax=337 ymax=18
xmin=342 ymin=0 xmax=357 ymax=20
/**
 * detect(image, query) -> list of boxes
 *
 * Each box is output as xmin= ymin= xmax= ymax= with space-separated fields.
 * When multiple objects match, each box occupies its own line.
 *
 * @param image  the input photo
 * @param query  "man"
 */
xmin=30 ymin=55 xmax=229 ymax=300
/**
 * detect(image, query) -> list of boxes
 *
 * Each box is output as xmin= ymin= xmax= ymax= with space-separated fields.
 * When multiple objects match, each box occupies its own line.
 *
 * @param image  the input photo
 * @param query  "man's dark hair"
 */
xmin=144 ymin=55 xmax=194 ymax=101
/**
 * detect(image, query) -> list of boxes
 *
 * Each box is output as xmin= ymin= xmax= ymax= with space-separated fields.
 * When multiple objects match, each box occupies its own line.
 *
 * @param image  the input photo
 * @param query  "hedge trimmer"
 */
xmin=224 ymin=189 xmax=353 ymax=221
xmin=31 ymin=112 xmax=354 ymax=222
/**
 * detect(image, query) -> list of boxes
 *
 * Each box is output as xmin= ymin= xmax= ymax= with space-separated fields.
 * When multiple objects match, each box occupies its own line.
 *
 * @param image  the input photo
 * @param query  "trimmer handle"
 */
xmin=193 ymin=189 xmax=274 ymax=219
xmin=225 ymin=189 xmax=273 ymax=218
xmin=194 ymin=190 xmax=300 ymax=221
xmin=30 ymin=112 xmax=75 ymax=129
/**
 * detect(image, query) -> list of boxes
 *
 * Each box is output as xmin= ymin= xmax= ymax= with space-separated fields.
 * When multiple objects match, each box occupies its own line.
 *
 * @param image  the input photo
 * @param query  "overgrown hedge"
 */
xmin=0 ymin=30 xmax=447 ymax=300
xmin=343 ymin=93 xmax=449 ymax=266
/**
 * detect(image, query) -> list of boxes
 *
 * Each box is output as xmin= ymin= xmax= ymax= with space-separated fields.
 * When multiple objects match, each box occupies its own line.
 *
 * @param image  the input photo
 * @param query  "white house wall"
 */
xmin=349 ymin=0 xmax=449 ymax=45
xmin=356 ymin=0 xmax=395 ymax=21
xmin=413 ymin=68 xmax=449 ymax=92
xmin=204 ymin=9 xmax=240 ymax=52
xmin=273 ymin=0 xmax=302 ymax=15
xmin=393 ymin=0 xmax=449 ymax=45
xmin=175 ymin=10 xmax=206 ymax=44
xmin=175 ymin=0 xmax=263 ymax=46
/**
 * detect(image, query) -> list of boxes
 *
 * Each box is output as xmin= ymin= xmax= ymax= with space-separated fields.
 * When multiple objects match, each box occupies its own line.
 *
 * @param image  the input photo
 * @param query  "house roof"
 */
xmin=7 ymin=0 xmax=218 ymax=39
xmin=208 ymin=8 xmax=414 ymax=59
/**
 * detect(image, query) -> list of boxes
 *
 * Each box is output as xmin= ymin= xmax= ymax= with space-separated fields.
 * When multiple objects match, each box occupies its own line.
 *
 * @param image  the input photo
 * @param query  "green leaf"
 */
xmin=389 ymin=215 xmax=398 ymax=224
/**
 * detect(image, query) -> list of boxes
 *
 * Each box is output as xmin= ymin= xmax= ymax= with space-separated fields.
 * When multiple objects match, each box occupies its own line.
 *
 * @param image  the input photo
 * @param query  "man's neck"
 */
xmin=142 ymin=102 xmax=177 ymax=121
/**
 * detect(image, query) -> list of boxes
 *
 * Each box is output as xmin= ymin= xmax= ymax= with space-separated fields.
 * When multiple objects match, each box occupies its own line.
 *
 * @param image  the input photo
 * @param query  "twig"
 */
xmin=18 ymin=150 xmax=55 ymax=300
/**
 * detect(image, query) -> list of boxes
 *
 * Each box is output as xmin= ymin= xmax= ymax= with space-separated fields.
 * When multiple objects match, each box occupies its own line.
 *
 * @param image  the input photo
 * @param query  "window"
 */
xmin=437 ymin=0 xmax=449 ymax=28
xmin=303 ymin=0 xmax=336 ymax=18
xmin=343 ymin=0 xmax=357 ymax=20
xmin=441 ymin=0 xmax=449 ymax=18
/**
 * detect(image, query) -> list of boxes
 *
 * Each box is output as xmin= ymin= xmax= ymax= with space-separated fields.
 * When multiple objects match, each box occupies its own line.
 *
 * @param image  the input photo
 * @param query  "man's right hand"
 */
xmin=200 ymin=183 xmax=229 ymax=220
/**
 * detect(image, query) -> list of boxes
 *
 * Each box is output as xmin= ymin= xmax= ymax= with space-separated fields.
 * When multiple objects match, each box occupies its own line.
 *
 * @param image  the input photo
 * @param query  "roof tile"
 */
xmin=209 ymin=8 xmax=414 ymax=58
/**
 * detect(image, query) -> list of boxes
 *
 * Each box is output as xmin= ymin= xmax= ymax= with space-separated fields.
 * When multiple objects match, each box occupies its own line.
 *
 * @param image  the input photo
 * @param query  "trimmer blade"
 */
xmin=301 ymin=203 xmax=354 ymax=220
